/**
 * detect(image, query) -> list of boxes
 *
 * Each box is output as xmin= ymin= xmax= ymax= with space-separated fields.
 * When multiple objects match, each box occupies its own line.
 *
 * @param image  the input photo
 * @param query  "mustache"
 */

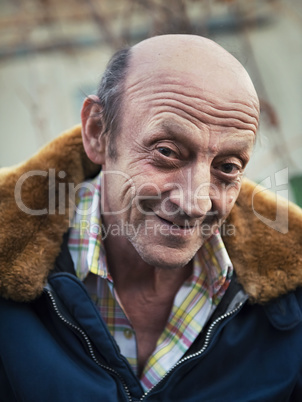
xmin=152 ymin=206 xmax=220 ymax=227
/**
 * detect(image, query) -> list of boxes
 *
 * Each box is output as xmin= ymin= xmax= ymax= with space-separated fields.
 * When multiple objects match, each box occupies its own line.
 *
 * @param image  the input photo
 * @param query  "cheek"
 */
xmin=135 ymin=183 xmax=162 ymax=202
xmin=211 ymin=184 xmax=240 ymax=217
xmin=130 ymin=167 xmax=174 ymax=198
xmin=108 ymin=170 xmax=133 ymax=195
xmin=102 ymin=172 xmax=135 ymax=214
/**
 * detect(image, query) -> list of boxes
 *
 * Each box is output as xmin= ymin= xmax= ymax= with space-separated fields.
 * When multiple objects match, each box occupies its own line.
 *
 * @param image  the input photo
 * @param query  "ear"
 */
xmin=81 ymin=95 xmax=107 ymax=165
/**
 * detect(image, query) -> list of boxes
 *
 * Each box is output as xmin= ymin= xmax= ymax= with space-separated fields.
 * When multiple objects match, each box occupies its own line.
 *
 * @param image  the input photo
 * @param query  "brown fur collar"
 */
xmin=0 ymin=125 xmax=301 ymax=304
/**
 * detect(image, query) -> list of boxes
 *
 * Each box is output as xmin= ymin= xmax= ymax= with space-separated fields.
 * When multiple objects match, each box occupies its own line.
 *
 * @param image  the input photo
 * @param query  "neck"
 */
xmin=103 ymin=223 xmax=193 ymax=376
xmin=103 ymin=231 xmax=193 ymax=299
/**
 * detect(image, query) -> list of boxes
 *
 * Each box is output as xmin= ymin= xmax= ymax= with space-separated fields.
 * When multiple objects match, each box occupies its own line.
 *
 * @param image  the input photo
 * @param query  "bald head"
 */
xmin=132 ymin=34 xmax=243 ymax=74
xmin=129 ymin=34 xmax=259 ymax=112
xmin=85 ymin=34 xmax=259 ymax=162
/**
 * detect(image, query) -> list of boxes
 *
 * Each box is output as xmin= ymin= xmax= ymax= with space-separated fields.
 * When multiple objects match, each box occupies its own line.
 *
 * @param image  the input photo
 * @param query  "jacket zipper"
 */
xmin=44 ymin=288 xmax=132 ymax=402
xmin=140 ymin=301 xmax=245 ymax=401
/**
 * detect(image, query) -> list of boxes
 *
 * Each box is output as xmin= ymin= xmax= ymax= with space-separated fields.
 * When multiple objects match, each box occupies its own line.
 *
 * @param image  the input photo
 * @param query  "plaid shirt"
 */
xmin=68 ymin=173 xmax=233 ymax=391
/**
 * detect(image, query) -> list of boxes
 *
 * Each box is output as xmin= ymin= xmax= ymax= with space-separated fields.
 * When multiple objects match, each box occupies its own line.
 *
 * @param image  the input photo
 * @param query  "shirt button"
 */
xmin=123 ymin=329 xmax=133 ymax=339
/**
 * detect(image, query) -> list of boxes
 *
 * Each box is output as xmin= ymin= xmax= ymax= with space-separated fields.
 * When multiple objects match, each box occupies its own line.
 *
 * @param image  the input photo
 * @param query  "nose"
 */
xmin=168 ymin=166 xmax=212 ymax=218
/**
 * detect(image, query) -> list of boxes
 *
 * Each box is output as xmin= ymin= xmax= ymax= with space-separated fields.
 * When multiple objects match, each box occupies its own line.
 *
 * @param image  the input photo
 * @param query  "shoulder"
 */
xmin=223 ymin=178 xmax=302 ymax=304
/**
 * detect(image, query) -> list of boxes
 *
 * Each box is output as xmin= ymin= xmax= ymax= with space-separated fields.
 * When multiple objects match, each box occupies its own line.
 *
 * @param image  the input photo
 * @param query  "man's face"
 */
xmin=100 ymin=39 xmax=259 ymax=270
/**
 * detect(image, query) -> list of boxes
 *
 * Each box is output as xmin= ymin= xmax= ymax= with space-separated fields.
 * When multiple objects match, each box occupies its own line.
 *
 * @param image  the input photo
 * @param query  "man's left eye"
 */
xmin=220 ymin=163 xmax=239 ymax=174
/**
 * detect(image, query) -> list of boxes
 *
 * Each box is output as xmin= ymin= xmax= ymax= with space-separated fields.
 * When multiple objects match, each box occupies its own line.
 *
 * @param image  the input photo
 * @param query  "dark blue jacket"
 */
xmin=1 ymin=261 xmax=302 ymax=401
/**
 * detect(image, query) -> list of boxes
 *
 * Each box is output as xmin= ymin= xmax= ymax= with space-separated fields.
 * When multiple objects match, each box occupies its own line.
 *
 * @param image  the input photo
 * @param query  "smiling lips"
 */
xmin=156 ymin=215 xmax=197 ymax=229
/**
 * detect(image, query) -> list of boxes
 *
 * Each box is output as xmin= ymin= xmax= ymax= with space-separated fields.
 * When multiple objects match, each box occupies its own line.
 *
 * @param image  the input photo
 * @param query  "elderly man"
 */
xmin=0 ymin=35 xmax=302 ymax=401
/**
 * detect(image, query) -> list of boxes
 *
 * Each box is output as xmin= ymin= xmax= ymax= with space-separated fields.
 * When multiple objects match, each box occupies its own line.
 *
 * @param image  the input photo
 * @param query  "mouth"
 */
xmin=156 ymin=215 xmax=196 ymax=230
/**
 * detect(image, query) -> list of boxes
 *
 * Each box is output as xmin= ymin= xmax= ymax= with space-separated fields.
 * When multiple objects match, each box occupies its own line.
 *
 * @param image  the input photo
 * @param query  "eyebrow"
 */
xmin=147 ymin=120 xmax=197 ymax=143
xmin=145 ymin=119 xmax=255 ymax=161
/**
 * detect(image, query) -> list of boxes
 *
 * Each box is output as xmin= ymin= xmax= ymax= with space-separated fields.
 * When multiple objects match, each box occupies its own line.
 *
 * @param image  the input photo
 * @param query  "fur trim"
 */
xmin=0 ymin=125 xmax=100 ymax=302
xmin=0 ymin=125 xmax=301 ymax=303
xmin=223 ymin=180 xmax=302 ymax=303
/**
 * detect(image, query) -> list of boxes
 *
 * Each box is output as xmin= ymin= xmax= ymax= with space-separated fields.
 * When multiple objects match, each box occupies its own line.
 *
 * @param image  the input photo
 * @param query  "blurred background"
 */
xmin=0 ymin=0 xmax=301 ymax=205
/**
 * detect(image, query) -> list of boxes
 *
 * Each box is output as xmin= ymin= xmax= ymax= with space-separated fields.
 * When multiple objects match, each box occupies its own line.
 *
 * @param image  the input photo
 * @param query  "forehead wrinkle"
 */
xmin=151 ymin=97 xmax=258 ymax=131
xmin=126 ymin=71 xmax=259 ymax=111
xmin=148 ymin=97 xmax=258 ymax=133
xmin=125 ymin=79 xmax=259 ymax=133
xmin=151 ymin=107 xmax=257 ymax=135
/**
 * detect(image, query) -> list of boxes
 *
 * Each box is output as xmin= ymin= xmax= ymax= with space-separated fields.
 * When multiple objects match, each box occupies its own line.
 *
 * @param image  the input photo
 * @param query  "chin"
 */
xmin=131 ymin=240 xmax=198 ymax=270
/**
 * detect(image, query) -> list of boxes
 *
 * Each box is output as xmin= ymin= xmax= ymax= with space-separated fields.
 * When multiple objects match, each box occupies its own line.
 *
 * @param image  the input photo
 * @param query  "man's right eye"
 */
xmin=157 ymin=147 xmax=174 ymax=157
